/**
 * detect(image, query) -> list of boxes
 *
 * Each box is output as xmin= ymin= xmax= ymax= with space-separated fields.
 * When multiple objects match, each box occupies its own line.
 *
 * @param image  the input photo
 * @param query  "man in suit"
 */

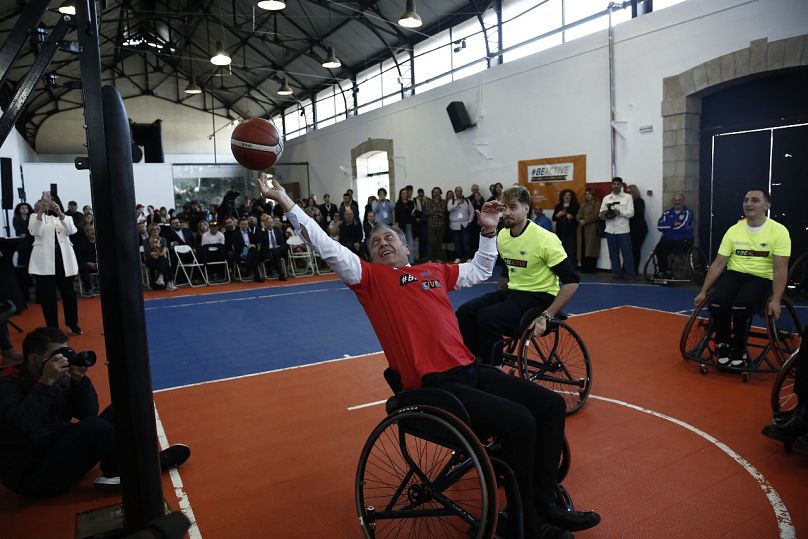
xmin=257 ymin=215 xmax=288 ymax=281
xmin=163 ymin=217 xmax=194 ymax=273
xmin=318 ymin=194 xmax=339 ymax=231
xmin=230 ymin=217 xmax=262 ymax=282
xmin=247 ymin=215 xmax=259 ymax=236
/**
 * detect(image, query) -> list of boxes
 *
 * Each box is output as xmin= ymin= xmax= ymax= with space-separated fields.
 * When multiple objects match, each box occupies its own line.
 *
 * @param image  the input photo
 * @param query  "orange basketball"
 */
xmin=230 ymin=118 xmax=284 ymax=170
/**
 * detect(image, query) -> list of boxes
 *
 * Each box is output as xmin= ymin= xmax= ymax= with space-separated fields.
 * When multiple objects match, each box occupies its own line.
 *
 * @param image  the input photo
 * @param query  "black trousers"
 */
xmin=421 ymin=362 xmax=566 ymax=510
xmin=457 ymin=289 xmax=555 ymax=365
xmin=261 ymin=245 xmax=289 ymax=275
xmin=145 ymin=255 xmax=172 ymax=284
xmin=10 ymin=406 xmax=117 ymax=498
xmin=709 ymin=270 xmax=771 ymax=352
xmin=34 ymin=251 xmax=78 ymax=329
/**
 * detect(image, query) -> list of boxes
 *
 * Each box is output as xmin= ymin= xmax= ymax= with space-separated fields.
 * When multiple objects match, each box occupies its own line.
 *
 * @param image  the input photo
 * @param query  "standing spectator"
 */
xmin=187 ymin=201 xmax=205 ymax=234
xmin=414 ymin=189 xmax=429 ymax=261
xmin=74 ymin=225 xmax=98 ymax=297
xmin=655 ymin=192 xmax=694 ymax=278
xmin=599 ymin=177 xmax=635 ymax=279
xmin=468 ymin=190 xmax=485 ymax=254
xmin=362 ymin=211 xmax=376 ymax=261
xmin=303 ymin=198 xmax=321 ymax=221
xmin=448 ymin=186 xmax=474 ymax=263
xmin=340 ymin=193 xmax=361 ymax=225
xmin=576 ymin=189 xmax=602 ymax=273
xmin=626 ymin=185 xmax=648 ymax=274
xmin=372 ymin=188 xmax=394 ymax=226
xmin=423 ymin=187 xmax=446 ymax=261
xmin=339 ymin=208 xmax=364 ymax=255
xmin=318 ymin=194 xmax=338 ymax=231
xmin=13 ymin=203 xmax=35 ymax=303
xmin=28 ymin=194 xmax=81 ymax=335
xmin=487 ymin=182 xmax=503 ymax=202
xmin=65 ymin=201 xmax=84 ymax=232
xmin=13 ymin=202 xmax=33 ymax=237
xmin=552 ymin=190 xmax=580 ymax=266
xmin=394 ymin=188 xmax=416 ymax=264
xmin=363 ymin=195 xmax=376 ymax=223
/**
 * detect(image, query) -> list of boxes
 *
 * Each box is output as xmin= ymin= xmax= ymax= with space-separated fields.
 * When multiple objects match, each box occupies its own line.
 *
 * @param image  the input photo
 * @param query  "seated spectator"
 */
xmin=196 ymin=220 xmax=210 ymax=249
xmin=327 ymin=213 xmax=341 ymax=240
xmin=339 ymin=208 xmax=363 ymax=255
xmin=0 ymin=327 xmax=190 ymax=497
xmin=75 ymin=225 xmax=98 ymax=297
xmin=136 ymin=221 xmax=149 ymax=245
xmin=246 ymin=215 xmax=259 ymax=235
xmin=655 ymin=192 xmax=694 ymax=278
xmin=163 ymin=217 xmax=194 ymax=271
xmin=230 ymin=217 xmax=262 ymax=282
xmin=257 ymin=215 xmax=288 ymax=281
xmin=143 ymin=225 xmax=177 ymax=291
xmin=198 ymin=222 xmax=227 ymax=272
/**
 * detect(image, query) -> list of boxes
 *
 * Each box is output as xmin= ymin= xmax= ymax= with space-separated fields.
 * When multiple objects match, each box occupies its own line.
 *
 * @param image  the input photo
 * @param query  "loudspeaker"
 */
xmin=1 ymin=158 xmax=12 ymax=209
xmin=446 ymin=101 xmax=474 ymax=133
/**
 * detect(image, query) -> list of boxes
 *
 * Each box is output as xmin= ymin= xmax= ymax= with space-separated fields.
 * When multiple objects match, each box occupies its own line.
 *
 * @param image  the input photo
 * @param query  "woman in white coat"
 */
xmin=28 ymin=194 xmax=81 ymax=335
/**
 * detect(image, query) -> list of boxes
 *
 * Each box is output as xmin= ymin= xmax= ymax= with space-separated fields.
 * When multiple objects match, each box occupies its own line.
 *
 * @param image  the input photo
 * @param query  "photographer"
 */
xmin=0 ymin=327 xmax=189 ymax=498
xmin=599 ymin=177 xmax=636 ymax=279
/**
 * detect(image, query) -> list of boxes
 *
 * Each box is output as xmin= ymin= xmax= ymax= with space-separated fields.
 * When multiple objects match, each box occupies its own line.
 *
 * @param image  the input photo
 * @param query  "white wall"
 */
xmin=0 ymin=120 xmax=38 ymax=236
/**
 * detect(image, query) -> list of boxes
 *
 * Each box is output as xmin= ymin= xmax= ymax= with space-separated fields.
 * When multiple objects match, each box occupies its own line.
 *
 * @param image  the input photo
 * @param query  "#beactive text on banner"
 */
xmin=527 ymin=163 xmax=575 ymax=184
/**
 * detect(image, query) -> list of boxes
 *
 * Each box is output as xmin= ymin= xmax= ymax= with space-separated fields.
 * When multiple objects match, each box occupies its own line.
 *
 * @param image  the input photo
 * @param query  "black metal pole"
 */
xmin=76 ymin=0 xmax=164 ymax=531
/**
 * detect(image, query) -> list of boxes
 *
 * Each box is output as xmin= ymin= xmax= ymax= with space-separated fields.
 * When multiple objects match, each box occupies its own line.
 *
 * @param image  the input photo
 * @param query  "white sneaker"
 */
xmin=155 ymin=275 xmax=165 ymax=286
xmin=94 ymin=475 xmax=120 ymax=493
xmin=165 ymin=282 xmax=177 ymax=291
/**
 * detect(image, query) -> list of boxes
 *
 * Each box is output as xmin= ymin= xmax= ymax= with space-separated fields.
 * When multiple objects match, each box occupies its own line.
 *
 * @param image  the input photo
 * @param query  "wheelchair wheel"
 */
xmin=516 ymin=320 xmax=592 ymax=414
xmin=786 ymin=252 xmax=808 ymax=299
xmin=764 ymin=297 xmax=802 ymax=367
xmin=680 ymin=294 xmax=714 ymax=362
xmin=356 ymin=405 xmax=498 ymax=539
xmin=687 ymin=246 xmax=708 ymax=286
xmin=642 ymin=252 xmax=658 ymax=282
xmin=771 ymin=350 xmax=799 ymax=418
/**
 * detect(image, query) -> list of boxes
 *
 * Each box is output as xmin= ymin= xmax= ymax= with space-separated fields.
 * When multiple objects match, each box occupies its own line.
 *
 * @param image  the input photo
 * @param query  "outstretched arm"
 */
xmin=258 ymin=177 xmax=362 ymax=285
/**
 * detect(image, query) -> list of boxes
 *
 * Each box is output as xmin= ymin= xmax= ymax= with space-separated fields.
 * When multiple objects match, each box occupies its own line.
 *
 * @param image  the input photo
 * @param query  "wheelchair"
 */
xmin=785 ymin=251 xmax=807 ymax=300
xmin=355 ymin=369 xmax=573 ymax=539
xmin=680 ymin=293 xmax=802 ymax=382
xmin=768 ymin=347 xmax=805 ymax=454
xmin=498 ymin=309 xmax=592 ymax=415
xmin=642 ymin=241 xmax=707 ymax=285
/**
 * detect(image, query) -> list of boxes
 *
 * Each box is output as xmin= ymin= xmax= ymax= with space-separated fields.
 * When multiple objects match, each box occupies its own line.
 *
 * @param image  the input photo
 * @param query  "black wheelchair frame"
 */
xmin=355 ymin=370 xmax=572 ymax=539
xmin=642 ymin=242 xmax=707 ymax=286
xmin=680 ymin=293 xmax=802 ymax=382
xmin=786 ymin=251 xmax=808 ymax=300
xmin=498 ymin=309 xmax=592 ymax=415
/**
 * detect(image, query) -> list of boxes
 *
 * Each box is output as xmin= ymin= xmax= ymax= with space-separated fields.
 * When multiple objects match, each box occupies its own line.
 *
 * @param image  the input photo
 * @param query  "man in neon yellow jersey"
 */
xmin=457 ymin=185 xmax=580 ymax=367
xmin=694 ymin=188 xmax=790 ymax=367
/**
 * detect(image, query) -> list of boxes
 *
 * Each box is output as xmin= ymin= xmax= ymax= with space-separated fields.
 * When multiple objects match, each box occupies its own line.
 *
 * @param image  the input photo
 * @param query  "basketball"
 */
xmin=230 ymin=118 xmax=284 ymax=170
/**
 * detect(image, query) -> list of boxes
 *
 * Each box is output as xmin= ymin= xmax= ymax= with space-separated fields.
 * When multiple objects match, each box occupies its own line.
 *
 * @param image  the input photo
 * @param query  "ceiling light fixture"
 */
xmin=184 ymin=78 xmax=202 ymax=94
xmin=277 ymin=77 xmax=293 ymax=95
xmin=322 ymin=47 xmax=341 ymax=69
xmin=58 ymin=1 xmax=76 ymax=15
xmin=398 ymin=0 xmax=422 ymax=28
xmin=210 ymin=41 xmax=231 ymax=65
xmin=257 ymin=0 xmax=286 ymax=10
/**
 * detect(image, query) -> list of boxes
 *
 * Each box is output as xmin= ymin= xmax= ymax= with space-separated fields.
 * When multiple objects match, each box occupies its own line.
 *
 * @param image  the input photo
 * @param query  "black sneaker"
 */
xmin=729 ymin=351 xmax=748 ymax=368
xmin=68 ymin=325 xmax=83 ymax=336
xmin=160 ymin=444 xmax=191 ymax=470
xmin=540 ymin=503 xmax=601 ymax=532
xmin=716 ymin=343 xmax=731 ymax=366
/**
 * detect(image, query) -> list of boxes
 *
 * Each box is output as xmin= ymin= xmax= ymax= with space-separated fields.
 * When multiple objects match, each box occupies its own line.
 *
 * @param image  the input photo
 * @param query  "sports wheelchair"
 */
xmin=642 ymin=241 xmax=707 ymax=285
xmin=680 ymin=293 xmax=802 ymax=382
xmin=355 ymin=369 xmax=573 ymax=539
xmin=768 ymin=347 xmax=805 ymax=453
xmin=498 ymin=309 xmax=592 ymax=415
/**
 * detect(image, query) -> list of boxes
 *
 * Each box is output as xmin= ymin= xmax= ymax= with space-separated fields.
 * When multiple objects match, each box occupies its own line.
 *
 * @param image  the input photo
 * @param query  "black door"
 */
xmin=771 ymin=124 xmax=808 ymax=260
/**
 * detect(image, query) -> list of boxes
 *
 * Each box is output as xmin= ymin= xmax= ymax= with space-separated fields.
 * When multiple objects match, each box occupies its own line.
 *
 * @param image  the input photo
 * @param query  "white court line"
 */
xmin=144 ymin=276 xmax=341 ymax=303
xmin=144 ymin=287 xmax=350 ymax=311
xmin=154 ymin=404 xmax=201 ymax=539
xmin=153 ymin=350 xmax=384 ymax=393
xmin=343 ymin=393 xmax=795 ymax=538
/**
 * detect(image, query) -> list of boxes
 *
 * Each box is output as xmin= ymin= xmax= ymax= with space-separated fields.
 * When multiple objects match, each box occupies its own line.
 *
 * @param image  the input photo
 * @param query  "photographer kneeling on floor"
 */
xmin=0 ymin=327 xmax=190 ymax=498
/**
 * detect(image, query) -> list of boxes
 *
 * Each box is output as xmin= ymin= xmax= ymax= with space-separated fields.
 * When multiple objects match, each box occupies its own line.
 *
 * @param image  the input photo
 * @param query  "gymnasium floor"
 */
xmin=1 ymin=272 xmax=806 ymax=538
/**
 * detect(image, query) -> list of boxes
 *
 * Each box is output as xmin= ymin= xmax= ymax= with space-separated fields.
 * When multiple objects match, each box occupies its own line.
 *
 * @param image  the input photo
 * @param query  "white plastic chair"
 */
xmin=172 ymin=245 xmax=207 ymax=287
xmin=286 ymin=235 xmax=314 ymax=277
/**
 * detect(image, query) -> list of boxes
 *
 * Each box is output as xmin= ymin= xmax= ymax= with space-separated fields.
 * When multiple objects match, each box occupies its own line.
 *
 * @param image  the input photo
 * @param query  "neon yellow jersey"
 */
xmin=498 ymin=221 xmax=567 ymax=295
xmin=717 ymin=218 xmax=791 ymax=280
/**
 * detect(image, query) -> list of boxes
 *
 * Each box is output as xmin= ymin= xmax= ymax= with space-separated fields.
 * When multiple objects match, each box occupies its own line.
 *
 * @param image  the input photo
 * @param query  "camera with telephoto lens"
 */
xmin=603 ymin=201 xmax=620 ymax=219
xmin=51 ymin=346 xmax=97 ymax=368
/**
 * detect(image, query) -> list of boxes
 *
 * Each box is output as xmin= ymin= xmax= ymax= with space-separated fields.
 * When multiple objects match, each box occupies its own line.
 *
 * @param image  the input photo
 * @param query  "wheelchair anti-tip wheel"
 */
xmin=355 ymin=405 xmax=499 ymax=539
xmin=516 ymin=320 xmax=592 ymax=414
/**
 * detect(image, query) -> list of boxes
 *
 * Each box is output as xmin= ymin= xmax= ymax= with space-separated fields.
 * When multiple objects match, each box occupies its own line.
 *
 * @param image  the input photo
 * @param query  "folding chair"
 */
xmin=312 ymin=250 xmax=334 ymax=275
xmin=287 ymin=235 xmax=315 ymax=277
xmin=258 ymin=255 xmax=289 ymax=281
xmin=172 ymin=245 xmax=207 ymax=287
xmin=78 ymin=271 xmax=100 ymax=296
xmin=203 ymin=245 xmax=231 ymax=285
xmin=232 ymin=254 xmax=253 ymax=282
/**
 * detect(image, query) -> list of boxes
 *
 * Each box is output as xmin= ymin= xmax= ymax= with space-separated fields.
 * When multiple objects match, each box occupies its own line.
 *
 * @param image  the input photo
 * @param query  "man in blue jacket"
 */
xmin=655 ymin=192 xmax=694 ymax=277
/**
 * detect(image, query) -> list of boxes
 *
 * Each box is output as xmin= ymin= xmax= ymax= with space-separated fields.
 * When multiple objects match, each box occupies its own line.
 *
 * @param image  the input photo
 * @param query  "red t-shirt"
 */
xmin=349 ymin=260 xmax=475 ymax=389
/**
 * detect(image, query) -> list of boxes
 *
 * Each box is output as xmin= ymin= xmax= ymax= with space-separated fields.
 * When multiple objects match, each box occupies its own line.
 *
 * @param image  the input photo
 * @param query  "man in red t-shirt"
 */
xmin=258 ymin=178 xmax=600 ymax=537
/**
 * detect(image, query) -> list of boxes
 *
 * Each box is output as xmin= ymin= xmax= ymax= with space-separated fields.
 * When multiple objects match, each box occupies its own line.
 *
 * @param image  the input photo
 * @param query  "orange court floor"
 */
xmin=0 ymin=281 xmax=806 ymax=539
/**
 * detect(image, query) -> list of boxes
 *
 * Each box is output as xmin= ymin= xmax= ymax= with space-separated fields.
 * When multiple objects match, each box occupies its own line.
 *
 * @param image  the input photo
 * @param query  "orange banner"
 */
xmin=518 ymin=154 xmax=586 ymax=210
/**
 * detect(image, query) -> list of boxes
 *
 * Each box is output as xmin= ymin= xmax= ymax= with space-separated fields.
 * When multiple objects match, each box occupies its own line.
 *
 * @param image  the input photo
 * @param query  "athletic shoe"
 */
xmin=729 ymin=351 xmax=748 ymax=368
xmin=94 ymin=475 xmax=121 ymax=493
xmin=155 ymin=275 xmax=165 ymax=286
xmin=540 ymin=504 xmax=601 ymax=532
xmin=159 ymin=444 xmax=191 ymax=470
xmin=165 ymin=282 xmax=178 ymax=291
xmin=68 ymin=325 xmax=83 ymax=336
xmin=716 ymin=343 xmax=731 ymax=366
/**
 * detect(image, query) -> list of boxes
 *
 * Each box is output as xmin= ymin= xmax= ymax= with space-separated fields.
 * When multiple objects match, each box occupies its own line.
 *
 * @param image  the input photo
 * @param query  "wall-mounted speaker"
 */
xmin=1 ymin=158 xmax=12 ymax=210
xmin=130 ymin=119 xmax=164 ymax=163
xmin=446 ymin=101 xmax=474 ymax=133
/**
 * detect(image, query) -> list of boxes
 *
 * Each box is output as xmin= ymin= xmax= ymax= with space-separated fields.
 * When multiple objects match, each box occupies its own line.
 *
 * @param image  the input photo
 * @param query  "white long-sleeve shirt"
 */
xmin=285 ymin=205 xmax=497 ymax=288
xmin=601 ymin=192 xmax=634 ymax=235
xmin=447 ymin=198 xmax=475 ymax=231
